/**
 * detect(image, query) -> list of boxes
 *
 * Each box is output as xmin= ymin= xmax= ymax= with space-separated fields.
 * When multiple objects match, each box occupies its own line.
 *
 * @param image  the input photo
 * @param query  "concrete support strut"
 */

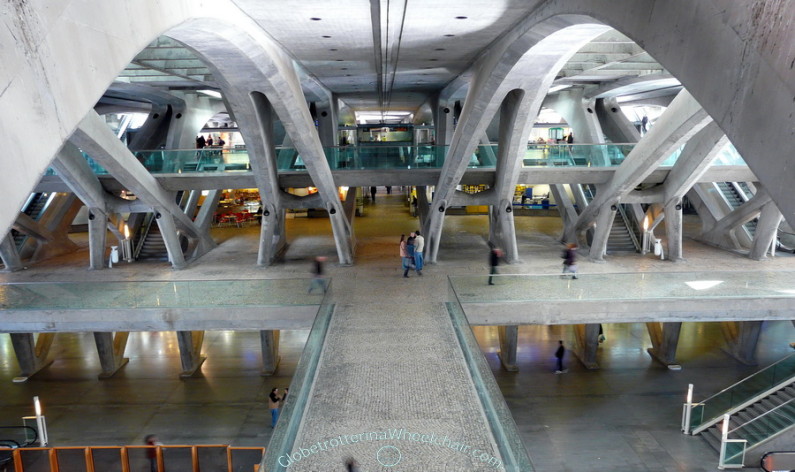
xmin=572 ymin=324 xmax=600 ymax=370
xmin=0 ymin=234 xmax=23 ymax=272
xmin=646 ymin=322 xmax=681 ymax=368
xmin=721 ymin=321 xmax=763 ymax=365
xmin=177 ymin=330 xmax=206 ymax=378
xmin=260 ymin=330 xmax=281 ymax=376
xmin=497 ymin=325 xmax=519 ymax=372
xmin=10 ymin=333 xmax=55 ymax=382
xmin=750 ymin=202 xmax=783 ymax=260
xmin=93 ymin=332 xmax=130 ymax=379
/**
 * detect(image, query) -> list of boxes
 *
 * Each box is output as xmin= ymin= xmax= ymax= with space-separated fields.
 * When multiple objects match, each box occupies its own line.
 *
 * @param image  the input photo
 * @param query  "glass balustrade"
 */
xmin=690 ymin=352 xmax=795 ymax=431
xmin=0 ymin=279 xmax=326 ymax=311
xmin=44 ymin=141 xmax=752 ymax=176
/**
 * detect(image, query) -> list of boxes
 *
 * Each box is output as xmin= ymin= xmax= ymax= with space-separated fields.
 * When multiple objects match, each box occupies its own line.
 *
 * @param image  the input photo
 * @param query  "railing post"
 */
xmin=682 ymin=383 xmax=694 ymax=434
xmin=191 ymin=446 xmax=199 ymax=471
xmin=84 ymin=447 xmax=95 ymax=472
xmin=49 ymin=448 xmax=59 ymax=472
xmin=156 ymin=446 xmax=164 ymax=472
xmin=120 ymin=446 xmax=130 ymax=472
xmin=13 ymin=449 xmax=23 ymax=472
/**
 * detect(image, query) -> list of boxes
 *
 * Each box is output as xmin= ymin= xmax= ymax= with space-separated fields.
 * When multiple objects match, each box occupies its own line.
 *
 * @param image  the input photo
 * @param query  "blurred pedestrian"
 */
xmin=400 ymin=234 xmax=412 ymax=278
xmin=144 ymin=434 xmax=161 ymax=472
xmin=413 ymin=230 xmax=424 ymax=276
xmin=562 ymin=243 xmax=578 ymax=279
xmin=345 ymin=458 xmax=361 ymax=472
xmin=308 ymin=256 xmax=328 ymax=293
xmin=269 ymin=388 xmax=284 ymax=428
xmin=554 ymin=340 xmax=567 ymax=373
xmin=406 ymin=232 xmax=416 ymax=270
xmin=370 ymin=186 xmax=377 ymax=202
xmin=488 ymin=243 xmax=503 ymax=285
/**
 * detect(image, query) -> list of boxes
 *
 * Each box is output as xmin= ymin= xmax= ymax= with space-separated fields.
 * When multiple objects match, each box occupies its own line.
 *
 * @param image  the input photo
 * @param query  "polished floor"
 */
xmin=1 ymin=189 xmax=794 ymax=471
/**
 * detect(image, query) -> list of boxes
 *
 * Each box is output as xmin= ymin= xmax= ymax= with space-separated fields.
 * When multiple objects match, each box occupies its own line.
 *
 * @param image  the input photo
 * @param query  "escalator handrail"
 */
xmin=0 ymin=426 xmax=38 ymax=447
xmin=698 ymin=352 xmax=795 ymax=405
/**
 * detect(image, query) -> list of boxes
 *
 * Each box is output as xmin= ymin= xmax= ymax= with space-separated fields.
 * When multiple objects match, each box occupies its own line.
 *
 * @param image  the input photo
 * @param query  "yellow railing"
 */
xmin=4 ymin=445 xmax=264 ymax=472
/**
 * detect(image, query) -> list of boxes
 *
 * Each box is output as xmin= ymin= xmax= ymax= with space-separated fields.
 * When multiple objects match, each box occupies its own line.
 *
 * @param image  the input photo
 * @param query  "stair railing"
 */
xmin=723 ymin=396 xmax=795 ymax=465
xmin=133 ymin=213 xmax=156 ymax=259
xmin=684 ymin=353 xmax=795 ymax=435
xmin=718 ymin=414 xmax=747 ymax=469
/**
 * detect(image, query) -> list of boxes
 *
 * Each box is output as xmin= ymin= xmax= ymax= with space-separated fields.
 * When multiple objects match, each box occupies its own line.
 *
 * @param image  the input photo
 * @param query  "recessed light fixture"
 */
xmin=310 ymin=17 xmax=322 ymax=21
xmin=455 ymin=16 xmax=467 ymax=19
xmin=322 ymin=35 xmax=332 ymax=38
xmin=428 ymin=58 xmax=438 ymax=62
xmin=336 ymin=59 xmax=344 ymax=62
xmin=444 ymin=34 xmax=455 ymax=37
xmin=329 ymin=48 xmax=338 ymax=51
xmin=341 ymin=67 xmax=348 ymax=70
xmin=434 ymin=48 xmax=445 ymax=51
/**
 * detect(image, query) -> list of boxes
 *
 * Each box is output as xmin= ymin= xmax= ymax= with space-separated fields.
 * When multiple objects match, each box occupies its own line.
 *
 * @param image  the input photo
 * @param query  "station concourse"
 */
xmin=2 ymin=1 xmax=795 ymax=471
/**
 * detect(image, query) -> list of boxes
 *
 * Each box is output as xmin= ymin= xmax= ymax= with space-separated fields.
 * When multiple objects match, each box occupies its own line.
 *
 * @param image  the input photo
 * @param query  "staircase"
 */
xmin=607 ymin=209 xmax=640 ymax=253
xmin=136 ymin=223 xmax=169 ymax=261
xmin=13 ymin=193 xmax=51 ymax=250
xmin=716 ymin=182 xmax=758 ymax=238
xmin=700 ymin=383 xmax=795 ymax=453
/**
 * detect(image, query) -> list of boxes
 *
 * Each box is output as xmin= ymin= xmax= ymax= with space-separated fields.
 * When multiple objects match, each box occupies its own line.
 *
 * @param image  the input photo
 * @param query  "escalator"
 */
xmin=12 ymin=193 xmax=53 ymax=251
xmin=583 ymin=185 xmax=640 ymax=253
xmin=716 ymin=181 xmax=758 ymax=238
xmin=0 ymin=426 xmax=38 ymax=470
xmin=131 ymin=192 xmax=186 ymax=262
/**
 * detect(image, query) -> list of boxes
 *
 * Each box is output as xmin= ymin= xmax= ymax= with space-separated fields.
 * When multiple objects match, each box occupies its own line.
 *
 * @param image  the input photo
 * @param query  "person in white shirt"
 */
xmin=413 ymin=230 xmax=425 ymax=276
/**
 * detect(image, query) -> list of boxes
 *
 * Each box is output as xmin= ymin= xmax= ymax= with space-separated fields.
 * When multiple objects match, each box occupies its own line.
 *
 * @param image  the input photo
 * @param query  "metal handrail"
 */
xmin=729 ymin=396 xmax=795 ymax=435
xmin=699 ymin=353 xmax=795 ymax=406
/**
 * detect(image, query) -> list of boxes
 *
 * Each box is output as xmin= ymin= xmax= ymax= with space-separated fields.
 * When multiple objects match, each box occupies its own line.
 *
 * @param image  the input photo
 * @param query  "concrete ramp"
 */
xmin=265 ymin=299 xmax=530 ymax=470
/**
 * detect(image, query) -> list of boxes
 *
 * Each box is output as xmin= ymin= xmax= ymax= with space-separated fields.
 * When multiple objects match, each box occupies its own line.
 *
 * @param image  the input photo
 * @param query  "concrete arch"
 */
xmin=0 ymin=0 xmax=351 ymax=262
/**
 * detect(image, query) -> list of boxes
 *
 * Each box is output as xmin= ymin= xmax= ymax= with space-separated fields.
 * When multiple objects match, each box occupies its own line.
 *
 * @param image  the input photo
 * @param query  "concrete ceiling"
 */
xmin=114 ymin=2 xmax=675 ymax=119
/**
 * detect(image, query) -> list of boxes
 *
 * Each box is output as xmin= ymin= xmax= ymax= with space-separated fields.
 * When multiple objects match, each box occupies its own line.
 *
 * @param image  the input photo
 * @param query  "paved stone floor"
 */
xmin=1 ymin=188 xmax=794 ymax=471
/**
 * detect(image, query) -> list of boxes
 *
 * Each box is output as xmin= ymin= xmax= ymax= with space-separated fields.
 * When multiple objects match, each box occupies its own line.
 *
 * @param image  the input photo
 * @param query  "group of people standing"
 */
xmin=399 ymin=230 xmax=425 ymax=277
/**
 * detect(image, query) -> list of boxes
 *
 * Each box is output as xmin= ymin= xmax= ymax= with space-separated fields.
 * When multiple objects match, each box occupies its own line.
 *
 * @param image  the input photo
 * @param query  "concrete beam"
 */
xmin=10 ymin=333 xmax=55 ymax=382
xmin=721 ymin=321 xmax=763 ymax=366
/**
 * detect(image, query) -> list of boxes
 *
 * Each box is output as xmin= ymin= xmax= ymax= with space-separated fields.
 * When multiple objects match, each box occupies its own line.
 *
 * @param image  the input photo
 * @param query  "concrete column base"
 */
xmin=260 ymin=330 xmax=281 ymax=376
xmin=177 ymin=330 xmax=206 ymax=378
xmin=572 ymin=324 xmax=600 ymax=370
xmin=721 ymin=321 xmax=763 ymax=365
xmin=646 ymin=322 xmax=682 ymax=369
xmin=10 ymin=333 xmax=55 ymax=382
xmin=94 ymin=331 xmax=130 ymax=379
xmin=497 ymin=325 xmax=518 ymax=372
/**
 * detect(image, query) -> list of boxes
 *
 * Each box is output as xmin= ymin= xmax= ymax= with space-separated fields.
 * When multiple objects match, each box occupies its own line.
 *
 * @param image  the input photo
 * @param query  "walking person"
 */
xmin=269 ymin=388 xmax=283 ymax=428
xmin=370 ymin=186 xmax=377 ymax=202
xmin=144 ymin=434 xmax=161 ymax=472
xmin=562 ymin=243 xmax=578 ymax=279
xmin=487 ymin=243 xmax=503 ymax=285
xmin=413 ymin=230 xmax=424 ymax=276
xmin=308 ymin=256 xmax=328 ymax=293
xmin=406 ymin=232 xmax=416 ymax=271
xmin=554 ymin=340 xmax=567 ymax=373
xmin=400 ymin=234 xmax=412 ymax=278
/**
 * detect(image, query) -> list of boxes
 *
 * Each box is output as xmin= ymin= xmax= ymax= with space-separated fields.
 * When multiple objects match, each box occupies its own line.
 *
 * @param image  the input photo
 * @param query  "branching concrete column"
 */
xmin=93 ymin=332 xmax=130 ymax=379
xmin=153 ymin=210 xmax=186 ymax=269
xmin=87 ymin=208 xmax=109 ymax=269
xmin=416 ymin=187 xmax=430 ymax=230
xmin=177 ymin=330 xmax=206 ymax=378
xmin=10 ymin=333 xmax=55 ymax=382
xmin=496 ymin=326 xmax=519 ymax=372
xmin=588 ymin=203 xmax=617 ymax=261
xmin=166 ymin=91 xmax=226 ymax=150
xmin=316 ymin=97 xmax=339 ymax=147
xmin=260 ymin=330 xmax=281 ymax=376
xmin=646 ymin=322 xmax=681 ymax=368
xmin=572 ymin=324 xmax=600 ymax=370
xmin=663 ymin=199 xmax=684 ymax=261
xmin=0 ymin=234 xmax=23 ymax=272
xmin=750 ymin=201 xmax=783 ymax=260
xmin=432 ymin=96 xmax=455 ymax=146
xmin=721 ymin=321 xmax=763 ymax=365
xmin=195 ymin=190 xmax=221 ymax=234
xmin=544 ymin=88 xmax=607 ymax=165
xmin=595 ymin=97 xmax=640 ymax=144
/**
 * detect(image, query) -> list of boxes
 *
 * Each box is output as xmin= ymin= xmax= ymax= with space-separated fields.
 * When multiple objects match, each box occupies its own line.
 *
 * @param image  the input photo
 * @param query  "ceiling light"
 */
xmin=428 ymin=59 xmax=438 ymax=62
xmin=322 ymin=35 xmax=331 ymax=38
xmin=435 ymin=48 xmax=445 ymax=51
xmin=310 ymin=17 xmax=321 ymax=21
xmin=455 ymin=16 xmax=467 ymax=19
xmin=444 ymin=34 xmax=455 ymax=37
xmin=336 ymin=59 xmax=344 ymax=62
xmin=329 ymin=48 xmax=338 ymax=51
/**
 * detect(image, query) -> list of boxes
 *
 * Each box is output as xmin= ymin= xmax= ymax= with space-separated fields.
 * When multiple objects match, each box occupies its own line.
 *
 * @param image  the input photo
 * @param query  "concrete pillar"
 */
xmin=10 ymin=333 xmax=55 ymax=382
xmin=183 ymin=190 xmax=201 ymax=220
xmin=433 ymin=97 xmax=455 ymax=146
xmin=0 ymin=234 xmax=23 ymax=272
xmin=572 ymin=324 xmax=600 ymax=370
xmin=588 ymin=204 xmax=616 ymax=261
xmin=750 ymin=201 xmax=783 ymax=260
xmin=646 ymin=322 xmax=682 ymax=368
xmin=497 ymin=325 xmax=519 ymax=372
xmin=721 ymin=321 xmax=763 ymax=365
xmin=176 ymin=330 xmax=206 ymax=378
xmin=154 ymin=210 xmax=186 ymax=269
xmin=87 ymin=208 xmax=108 ymax=270
xmin=664 ymin=199 xmax=684 ymax=261
xmin=416 ymin=187 xmax=430 ymax=230
xmin=316 ymin=98 xmax=339 ymax=147
xmin=195 ymin=190 xmax=221 ymax=233
xmin=595 ymin=97 xmax=640 ymax=144
xmin=93 ymin=332 xmax=130 ymax=379
xmin=260 ymin=330 xmax=281 ymax=376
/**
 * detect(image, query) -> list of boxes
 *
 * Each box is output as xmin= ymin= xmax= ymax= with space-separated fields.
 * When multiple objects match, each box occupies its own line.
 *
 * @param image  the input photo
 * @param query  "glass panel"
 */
xmin=521 ymin=144 xmax=636 ymax=167
xmin=162 ymin=446 xmax=193 ymax=470
xmin=230 ymin=448 xmax=265 ymax=472
xmin=731 ymin=398 xmax=795 ymax=448
xmin=18 ymin=449 xmax=51 ymax=472
xmin=722 ymin=441 xmax=746 ymax=466
xmin=196 ymin=446 xmax=227 ymax=470
xmin=446 ymin=280 xmax=535 ymax=471
xmin=263 ymin=282 xmax=335 ymax=471
xmin=90 ymin=448 xmax=123 ymax=472
xmin=55 ymin=448 xmax=88 ymax=471
xmin=0 ymin=278 xmax=325 ymax=311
